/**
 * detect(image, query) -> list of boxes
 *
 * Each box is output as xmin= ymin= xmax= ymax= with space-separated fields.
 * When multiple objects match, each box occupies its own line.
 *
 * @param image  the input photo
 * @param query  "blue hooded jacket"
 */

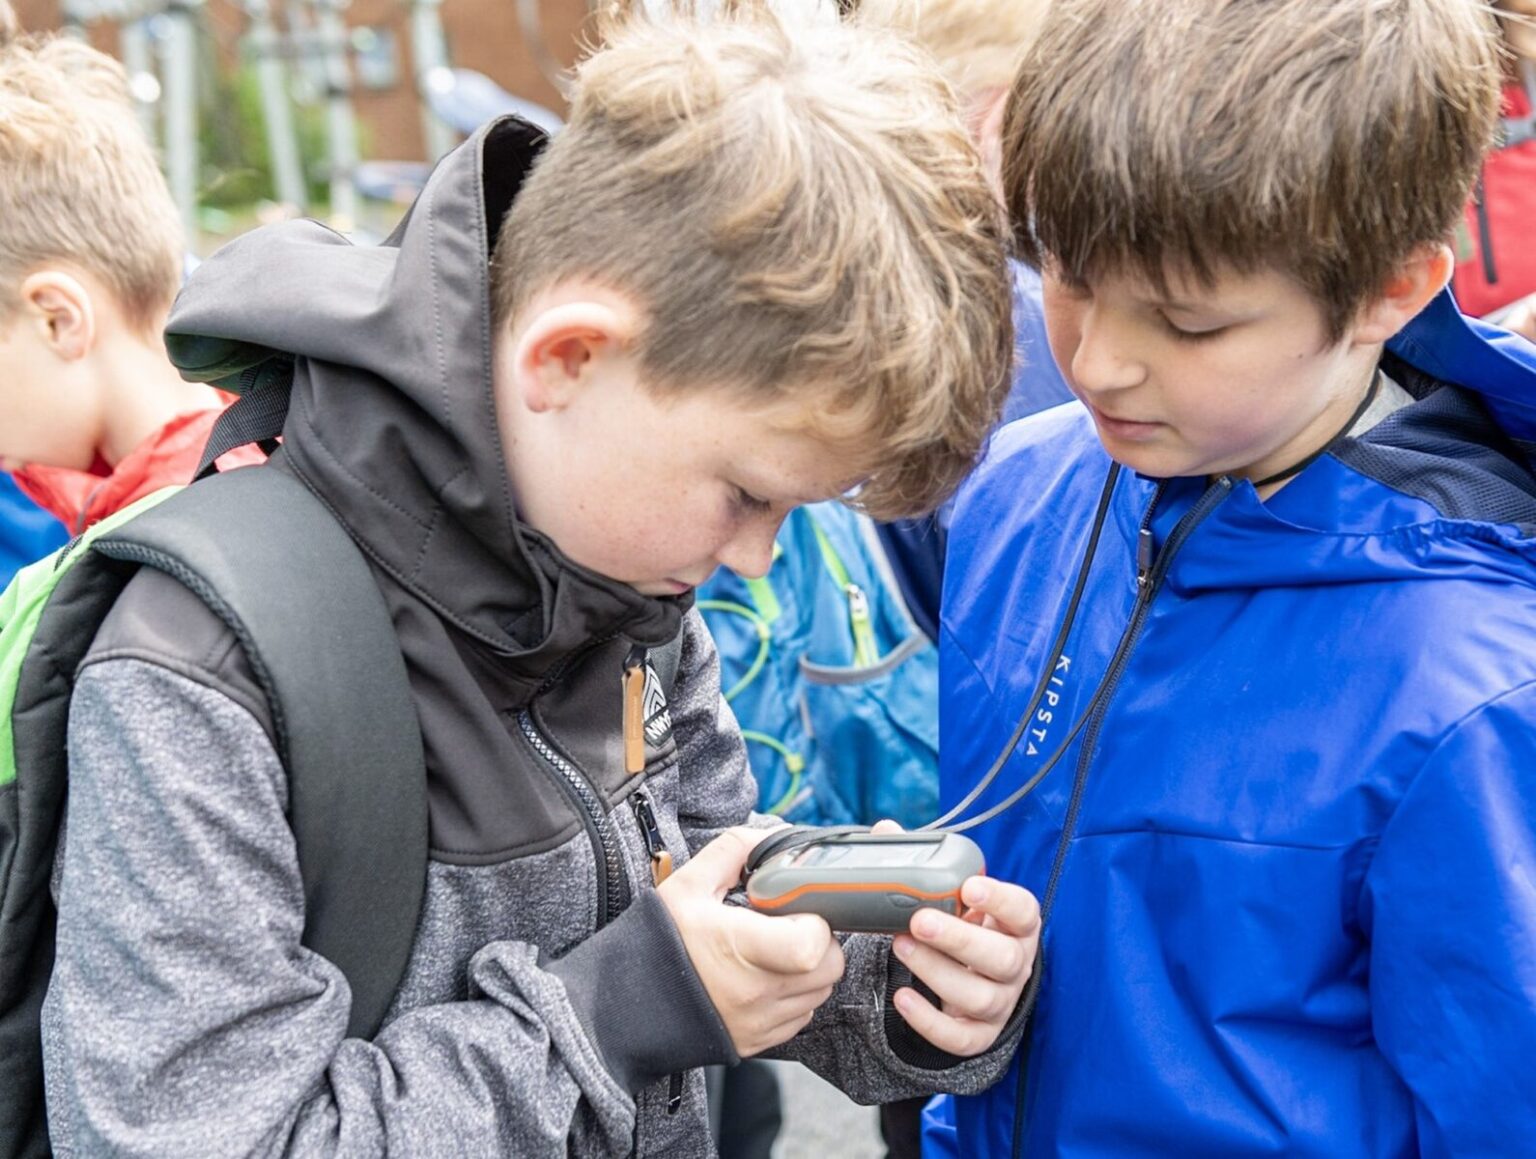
xmin=927 ymin=289 xmax=1536 ymax=1157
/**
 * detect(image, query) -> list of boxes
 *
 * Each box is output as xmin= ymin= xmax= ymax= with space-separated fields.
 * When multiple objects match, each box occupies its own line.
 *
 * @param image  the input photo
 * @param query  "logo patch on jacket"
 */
xmin=643 ymin=663 xmax=673 ymax=747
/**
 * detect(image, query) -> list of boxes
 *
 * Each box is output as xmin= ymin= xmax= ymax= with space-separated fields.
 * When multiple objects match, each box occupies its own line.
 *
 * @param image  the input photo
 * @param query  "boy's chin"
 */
xmin=631 ymin=579 xmax=696 ymax=598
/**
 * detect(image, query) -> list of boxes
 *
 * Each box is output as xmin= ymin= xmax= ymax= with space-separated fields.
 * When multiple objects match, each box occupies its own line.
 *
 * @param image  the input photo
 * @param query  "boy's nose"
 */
xmin=1070 ymin=315 xmax=1145 ymax=395
xmin=715 ymin=523 xmax=780 ymax=581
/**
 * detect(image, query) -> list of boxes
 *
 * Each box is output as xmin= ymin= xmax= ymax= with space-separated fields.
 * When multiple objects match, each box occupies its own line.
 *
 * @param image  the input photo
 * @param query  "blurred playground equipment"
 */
xmin=57 ymin=0 xmax=567 ymax=242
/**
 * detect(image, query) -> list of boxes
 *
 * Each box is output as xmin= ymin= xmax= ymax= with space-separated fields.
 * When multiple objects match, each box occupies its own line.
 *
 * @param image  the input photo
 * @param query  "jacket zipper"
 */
xmin=516 ymin=708 xmax=630 ymax=928
xmin=630 ymin=789 xmax=674 ymax=885
xmin=1011 ymin=476 xmax=1231 ymax=1159
xmin=629 ymin=787 xmax=685 ymax=1114
xmin=845 ymin=583 xmax=880 ymax=667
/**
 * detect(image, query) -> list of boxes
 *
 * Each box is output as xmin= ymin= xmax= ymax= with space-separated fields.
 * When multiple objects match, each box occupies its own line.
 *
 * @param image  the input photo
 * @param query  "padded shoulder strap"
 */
xmin=92 ymin=467 xmax=427 ymax=1040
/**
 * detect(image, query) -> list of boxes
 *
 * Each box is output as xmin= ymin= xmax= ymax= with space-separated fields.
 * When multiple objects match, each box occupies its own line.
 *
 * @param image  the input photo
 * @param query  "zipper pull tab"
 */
xmin=845 ymin=583 xmax=880 ymax=667
xmin=1136 ymin=528 xmax=1155 ymax=587
xmin=622 ymin=645 xmax=647 ymax=775
xmin=667 ymin=1070 xmax=684 ymax=1114
xmin=632 ymin=790 xmax=673 ymax=885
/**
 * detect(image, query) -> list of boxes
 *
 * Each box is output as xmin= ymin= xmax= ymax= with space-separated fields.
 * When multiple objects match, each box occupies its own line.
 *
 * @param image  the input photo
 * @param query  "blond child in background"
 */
xmin=0 ymin=16 xmax=258 ymax=537
xmin=850 ymin=0 xmax=1069 ymax=663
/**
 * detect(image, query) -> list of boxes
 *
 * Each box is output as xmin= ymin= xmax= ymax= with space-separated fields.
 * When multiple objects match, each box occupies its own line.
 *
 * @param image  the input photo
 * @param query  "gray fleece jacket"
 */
xmin=39 ymin=116 xmax=1023 ymax=1157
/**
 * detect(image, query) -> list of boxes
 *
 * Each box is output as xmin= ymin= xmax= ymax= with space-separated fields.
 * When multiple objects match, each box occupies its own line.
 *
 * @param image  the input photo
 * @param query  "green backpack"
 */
xmin=0 ymin=466 xmax=428 ymax=1159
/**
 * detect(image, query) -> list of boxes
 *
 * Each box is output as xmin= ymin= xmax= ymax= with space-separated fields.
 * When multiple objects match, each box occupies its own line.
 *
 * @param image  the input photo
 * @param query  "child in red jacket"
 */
xmin=0 ymin=26 xmax=258 ymax=537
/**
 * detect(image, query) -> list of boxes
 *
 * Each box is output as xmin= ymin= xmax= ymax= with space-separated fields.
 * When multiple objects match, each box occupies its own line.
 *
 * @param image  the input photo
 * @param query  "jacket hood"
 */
xmin=1388 ymin=286 xmax=1536 ymax=453
xmin=163 ymin=118 xmax=685 ymax=680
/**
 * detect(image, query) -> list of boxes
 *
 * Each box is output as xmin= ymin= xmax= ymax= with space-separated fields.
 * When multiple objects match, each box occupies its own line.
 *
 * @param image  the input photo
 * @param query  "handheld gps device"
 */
xmin=743 ymin=826 xmax=985 ymax=933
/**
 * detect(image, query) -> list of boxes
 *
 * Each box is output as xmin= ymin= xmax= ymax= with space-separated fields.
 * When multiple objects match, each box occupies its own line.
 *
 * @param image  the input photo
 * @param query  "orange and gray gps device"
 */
xmin=743 ymin=827 xmax=985 ymax=934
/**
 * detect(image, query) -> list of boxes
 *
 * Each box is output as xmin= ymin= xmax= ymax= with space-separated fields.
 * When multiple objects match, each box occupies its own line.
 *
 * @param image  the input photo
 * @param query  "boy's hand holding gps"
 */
xmin=661 ymin=825 xmax=1039 ymax=1059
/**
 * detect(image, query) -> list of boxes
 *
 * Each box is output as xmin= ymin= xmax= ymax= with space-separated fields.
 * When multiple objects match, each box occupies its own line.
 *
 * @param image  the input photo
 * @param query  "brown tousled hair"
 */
xmin=491 ymin=1 xmax=1014 ymax=520
xmin=1002 ymin=0 xmax=1503 ymax=340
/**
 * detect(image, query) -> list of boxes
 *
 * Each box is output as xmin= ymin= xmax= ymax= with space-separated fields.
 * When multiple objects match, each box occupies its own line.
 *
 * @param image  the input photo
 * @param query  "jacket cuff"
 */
xmin=545 ymin=889 xmax=739 ymax=1092
xmin=884 ymin=941 xmax=1043 ymax=1071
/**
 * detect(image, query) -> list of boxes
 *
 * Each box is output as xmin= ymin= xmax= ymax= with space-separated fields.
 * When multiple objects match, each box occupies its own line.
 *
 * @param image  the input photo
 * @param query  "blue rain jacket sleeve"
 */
xmin=920 ymin=1094 xmax=959 ymax=1159
xmin=1364 ymin=679 xmax=1536 ymax=1156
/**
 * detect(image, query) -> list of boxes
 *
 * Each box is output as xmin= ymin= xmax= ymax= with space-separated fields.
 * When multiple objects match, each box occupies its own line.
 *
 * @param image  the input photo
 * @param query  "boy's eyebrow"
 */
xmin=1144 ymin=291 xmax=1243 ymax=316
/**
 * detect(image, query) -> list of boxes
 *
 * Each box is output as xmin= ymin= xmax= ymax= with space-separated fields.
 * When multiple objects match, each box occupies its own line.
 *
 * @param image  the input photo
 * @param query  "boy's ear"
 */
xmin=1351 ymin=243 xmax=1455 ymax=347
xmin=509 ymin=300 xmax=638 ymax=414
xmin=18 ymin=270 xmax=95 ymax=362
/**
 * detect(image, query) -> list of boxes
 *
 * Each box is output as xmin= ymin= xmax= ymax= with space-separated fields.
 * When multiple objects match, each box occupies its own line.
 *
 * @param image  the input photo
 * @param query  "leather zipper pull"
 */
xmin=632 ymin=790 xmax=674 ymax=885
xmin=623 ymin=645 xmax=647 ymax=775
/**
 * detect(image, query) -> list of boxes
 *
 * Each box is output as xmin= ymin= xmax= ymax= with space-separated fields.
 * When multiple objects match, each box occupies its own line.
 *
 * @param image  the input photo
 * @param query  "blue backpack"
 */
xmin=697 ymin=502 xmax=939 ymax=829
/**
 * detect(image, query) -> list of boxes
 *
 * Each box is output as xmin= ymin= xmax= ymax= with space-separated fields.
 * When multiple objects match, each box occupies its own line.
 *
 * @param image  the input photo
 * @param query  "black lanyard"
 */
xmin=1252 ymin=368 xmax=1383 ymax=489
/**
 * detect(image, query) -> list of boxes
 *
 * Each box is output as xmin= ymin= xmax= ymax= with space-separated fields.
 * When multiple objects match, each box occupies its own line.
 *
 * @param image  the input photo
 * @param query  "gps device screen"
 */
xmin=793 ymin=841 xmax=941 ymax=868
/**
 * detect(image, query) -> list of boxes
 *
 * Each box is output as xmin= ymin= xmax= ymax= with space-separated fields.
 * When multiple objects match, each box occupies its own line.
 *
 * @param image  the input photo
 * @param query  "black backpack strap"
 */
xmin=193 ymin=378 xmax=290 ymax=479
xmin=92 ymin=467 xmax=428 ymax=1039
xmin=160 ymin=332 xmax=296 ymax=480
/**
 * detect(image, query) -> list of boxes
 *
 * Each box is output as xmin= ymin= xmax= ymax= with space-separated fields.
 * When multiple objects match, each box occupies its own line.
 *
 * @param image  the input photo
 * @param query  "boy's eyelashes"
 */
xmin=731 ymin=485 xmax=774 ymax=515
xmin=1158 ymin=312 xmax=1228 ymax=343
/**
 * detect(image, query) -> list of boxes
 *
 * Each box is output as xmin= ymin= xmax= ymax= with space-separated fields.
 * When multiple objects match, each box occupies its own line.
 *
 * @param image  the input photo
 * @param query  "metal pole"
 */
xmin=409 ymin=0 xmax=455 ymax=161
xmin=242 ymin=0 xmax=308 ymax=212
xmin=311 ymin=0 xmax=359 ymax=230
xmin=158 ymin=0 xmax=200 ymax=245
xmin=118 ymin=18 xmax=160 ymax=141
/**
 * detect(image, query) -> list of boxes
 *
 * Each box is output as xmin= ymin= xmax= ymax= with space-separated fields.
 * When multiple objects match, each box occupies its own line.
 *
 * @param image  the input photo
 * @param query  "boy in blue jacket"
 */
xmin=930 ymin=0 xmax=1536 ymax=1155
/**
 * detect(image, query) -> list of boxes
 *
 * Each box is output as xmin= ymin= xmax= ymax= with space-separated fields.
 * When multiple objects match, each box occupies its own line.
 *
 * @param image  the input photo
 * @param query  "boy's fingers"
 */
xmin=892 ymin=936 xmax=1015 ymax=1025
xmin=891 ymin=987 xmax=995 ymax=1059
xmin=778 ymin=937 xmax=845 ymax=997
xmin=680 ymin=827 xmax=771 ymax=899
xmin=960 ymin=877 xmax=1042 ymax=940
xmin=729 ymin=908 xmax=836 ymax=976
xmin=870 ymin=819 xmax=905 ymax=835
xmin=907 ymin=907 xmax=1031 ymax=985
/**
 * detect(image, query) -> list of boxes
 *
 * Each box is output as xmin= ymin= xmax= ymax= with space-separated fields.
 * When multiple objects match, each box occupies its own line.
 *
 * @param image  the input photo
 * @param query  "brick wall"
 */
xmin=12 ymin=0 xmax=585 ymax=162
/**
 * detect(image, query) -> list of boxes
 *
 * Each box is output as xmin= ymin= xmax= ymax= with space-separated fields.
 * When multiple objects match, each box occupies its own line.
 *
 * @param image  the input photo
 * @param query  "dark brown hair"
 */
xmin=1002 ymin=0 xmax=1503 ymax=339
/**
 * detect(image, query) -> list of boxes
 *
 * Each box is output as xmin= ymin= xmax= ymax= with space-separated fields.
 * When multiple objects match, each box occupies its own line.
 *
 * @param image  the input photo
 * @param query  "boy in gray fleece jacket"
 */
xmin=41 ymin=5 xmax=1038 ymax=1155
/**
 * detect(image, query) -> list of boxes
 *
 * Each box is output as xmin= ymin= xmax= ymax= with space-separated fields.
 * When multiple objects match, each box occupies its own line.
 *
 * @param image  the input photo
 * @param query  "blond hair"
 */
xmin=0 ymin=33 xmax=183 ymax=335
xmin=856 ymin=0 xmax=1050 ymax=95
xmin=1003 ymin=0 xmax=1503 ymax=341
xmin=490 ymin=3 xmax=1013 ymax=520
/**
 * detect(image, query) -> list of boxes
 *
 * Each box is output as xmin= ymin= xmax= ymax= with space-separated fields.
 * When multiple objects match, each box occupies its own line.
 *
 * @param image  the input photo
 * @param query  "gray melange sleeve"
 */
xmin=667 ymin=609 xmax=761 ymax=854
xmin=665 ymin=611 xmax=1026 ymax=1104
xmin=42 ymin=658 xmax=721 ymax=1158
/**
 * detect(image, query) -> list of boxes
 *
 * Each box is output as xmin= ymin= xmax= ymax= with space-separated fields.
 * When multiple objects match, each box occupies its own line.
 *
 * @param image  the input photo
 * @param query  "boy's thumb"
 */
xmin=685 ymin=826 xmax=770 ymax=898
